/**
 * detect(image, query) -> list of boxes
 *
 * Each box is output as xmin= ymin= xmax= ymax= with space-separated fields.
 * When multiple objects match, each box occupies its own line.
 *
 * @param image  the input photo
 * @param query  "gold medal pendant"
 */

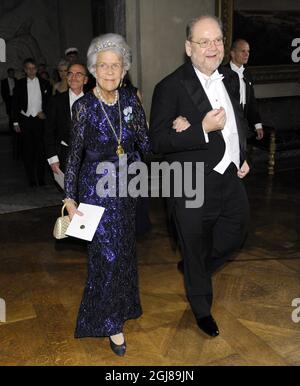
xmin=96 ymin=89 xmax=125 ymax=157
xmin=116 ymin=144 xmax=125 ymax=156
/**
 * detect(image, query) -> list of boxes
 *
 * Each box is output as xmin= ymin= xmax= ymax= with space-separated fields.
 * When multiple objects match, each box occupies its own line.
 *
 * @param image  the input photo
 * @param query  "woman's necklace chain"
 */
xmin=96 ymin=87 xmax=125 ymax=156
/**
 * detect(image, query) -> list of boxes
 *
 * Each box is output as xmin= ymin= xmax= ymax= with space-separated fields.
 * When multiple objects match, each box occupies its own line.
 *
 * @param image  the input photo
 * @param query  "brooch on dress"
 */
xmin=123 ymin=106 xmax=133 ymax=124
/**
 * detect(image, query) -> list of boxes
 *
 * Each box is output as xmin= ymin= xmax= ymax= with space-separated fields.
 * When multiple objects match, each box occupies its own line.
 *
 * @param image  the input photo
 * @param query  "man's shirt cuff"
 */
xmin=48 ymin=155 xmax=59 ymax=165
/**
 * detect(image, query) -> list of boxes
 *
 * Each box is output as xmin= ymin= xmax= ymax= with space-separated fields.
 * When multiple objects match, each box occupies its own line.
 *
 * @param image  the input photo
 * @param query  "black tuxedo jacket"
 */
xmin=44 ymin=90 xmax=73 ymax=159
xmin=12 ymin=77 xmax=51 ymax=122
xmin=150 ymin=61 xmax=249 ymax=175
xmin=1 ymin=78 xmax=17 ymax=103
xmin=224 ymin=63 xmax=261 ymax=128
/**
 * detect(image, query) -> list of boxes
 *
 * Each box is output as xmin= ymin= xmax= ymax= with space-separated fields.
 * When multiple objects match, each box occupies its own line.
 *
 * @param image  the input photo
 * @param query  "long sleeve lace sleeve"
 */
xmin=64 ymin=100 xmax=87 ymax=201
xmin=132 ymin=95 xmax=151 ymax=157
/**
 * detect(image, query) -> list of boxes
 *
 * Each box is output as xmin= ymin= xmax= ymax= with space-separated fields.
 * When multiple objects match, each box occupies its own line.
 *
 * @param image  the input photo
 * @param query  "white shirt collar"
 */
xmin=69 ymin=89 xmax=84 ymax=100
xmin=193 ymin=67 xmax=224 ymax=89
xmin=230 ymin=61 xmax=245 ymax=75
xmin=194 ymin=67 xmax=221 ymax=81
xmin=27 ymin=77 xmax=38 ymax=83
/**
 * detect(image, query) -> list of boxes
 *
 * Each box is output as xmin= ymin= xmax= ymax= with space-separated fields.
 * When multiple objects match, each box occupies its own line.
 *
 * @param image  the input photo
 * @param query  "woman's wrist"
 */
xmin=63 ymin=198 xmax=77 ymax=207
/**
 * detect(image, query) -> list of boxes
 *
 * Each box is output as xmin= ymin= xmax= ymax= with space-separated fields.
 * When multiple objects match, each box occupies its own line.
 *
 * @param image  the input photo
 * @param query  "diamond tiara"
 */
xmin=95 ymin=40 xmax=126 ymax=55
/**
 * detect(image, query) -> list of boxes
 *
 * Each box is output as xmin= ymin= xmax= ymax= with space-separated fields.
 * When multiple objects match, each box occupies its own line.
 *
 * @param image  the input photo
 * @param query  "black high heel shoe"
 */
xmin=109 ymin=336 xmax=126 ymax=357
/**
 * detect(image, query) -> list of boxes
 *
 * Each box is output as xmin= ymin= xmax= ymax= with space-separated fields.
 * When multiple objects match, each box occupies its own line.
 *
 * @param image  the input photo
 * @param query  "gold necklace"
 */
xmin=96 ymin=87 xmax=125 ymax=156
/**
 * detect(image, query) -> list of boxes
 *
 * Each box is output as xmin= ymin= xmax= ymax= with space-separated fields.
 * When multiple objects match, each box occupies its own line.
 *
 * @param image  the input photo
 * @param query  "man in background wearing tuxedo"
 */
xmin=228 ymin=38 xmax=264 ymax=141
xmin=12 ymin=58 xmax=51 ymax=187
xmin=1 ymin=68 xmax=20 ymax=159
xmin=45 ymin=63 xmax=88 ymax=174
xmin=150 ymin=16 xmax=250 ymax=338
xmin=1 ymin=68 xmax=16 ymax=132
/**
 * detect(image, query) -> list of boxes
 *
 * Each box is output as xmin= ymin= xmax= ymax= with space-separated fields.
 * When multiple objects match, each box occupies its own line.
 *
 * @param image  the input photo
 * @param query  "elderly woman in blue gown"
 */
xmin=63 ymin=33 xmax=150 ymax=356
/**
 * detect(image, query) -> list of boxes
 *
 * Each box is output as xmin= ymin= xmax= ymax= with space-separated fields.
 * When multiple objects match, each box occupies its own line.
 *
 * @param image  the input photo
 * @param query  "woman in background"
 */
xmin=52 ymin=59 xmax=69 ymax=95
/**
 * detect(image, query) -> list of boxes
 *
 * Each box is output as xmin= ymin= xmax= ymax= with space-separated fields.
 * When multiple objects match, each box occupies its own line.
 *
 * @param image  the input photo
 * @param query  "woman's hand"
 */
xmin=64 ymin=200 xmax=84 ymax=221
xmin=172 ymin=116 xmax=191 ymax=132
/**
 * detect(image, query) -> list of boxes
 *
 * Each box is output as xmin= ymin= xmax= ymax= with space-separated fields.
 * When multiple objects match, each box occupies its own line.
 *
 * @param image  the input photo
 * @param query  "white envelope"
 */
xmin=65 ymin=203 xmax=105 ymax=241
xmin=53 ymin=170 xmax=64 ymax=190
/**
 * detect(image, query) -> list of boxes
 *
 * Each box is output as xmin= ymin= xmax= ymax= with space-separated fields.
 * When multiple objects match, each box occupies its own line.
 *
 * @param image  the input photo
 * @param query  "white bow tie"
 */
xmin=235 ymin=66 xmax=245 ymax=79
xmin=204 ymin=74 xmax=224 ymax=89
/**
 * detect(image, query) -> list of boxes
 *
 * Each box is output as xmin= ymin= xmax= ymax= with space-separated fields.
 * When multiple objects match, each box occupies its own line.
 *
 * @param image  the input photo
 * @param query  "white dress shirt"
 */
xmin=194 ymin=67 xmax=240 ymax=174
xmin=230 ymin=61 xmax=262 ymax=130
xmin=230 ymin=61 xmax=246 ymax=106
xmin=48 ymin=89 xmax=84 ymax=165
xmin=21 ymin=77 xmax=42 ymax=117
xmin=69 ymin=89 xmax=84 ymax=118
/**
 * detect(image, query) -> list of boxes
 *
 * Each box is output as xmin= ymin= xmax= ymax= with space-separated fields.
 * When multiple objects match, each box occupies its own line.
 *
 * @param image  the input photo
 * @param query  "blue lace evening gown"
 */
xmin=64 ymin=88 xmax=150 ymax=337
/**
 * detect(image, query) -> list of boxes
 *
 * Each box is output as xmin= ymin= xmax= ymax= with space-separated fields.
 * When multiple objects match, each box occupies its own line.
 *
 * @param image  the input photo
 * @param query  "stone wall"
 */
xmin=126 ymin=0 xmax=215 ymax=117
xmin=0 ymin=0 xmax=93 ymax=130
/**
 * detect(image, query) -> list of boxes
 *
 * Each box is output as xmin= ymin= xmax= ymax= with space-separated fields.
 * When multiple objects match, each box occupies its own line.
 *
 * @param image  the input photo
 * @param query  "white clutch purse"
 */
xmin=53 ymin=203 xmax=70 ymax=239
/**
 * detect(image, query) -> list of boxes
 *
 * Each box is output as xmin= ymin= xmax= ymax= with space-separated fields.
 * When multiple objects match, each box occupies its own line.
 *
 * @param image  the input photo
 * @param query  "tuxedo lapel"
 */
xmin=243 ymin=72 xmax=251 ymax=108
xmin=219 ymin=65 xmax=240 ymax=102
xmin=21 ymin=78 xmax=28 ymax=111
xmin=57 ymin=91 xmax=72 ymax=143
xmin=180 ymin=62 xmax=226 ymax=140
xmin=62 ymin=91 xmax=71 ymax=122
xmin=181 ymin=62 xmax=212 ymax=115
xmin=38 ymin=78 xmax=50 ymax=104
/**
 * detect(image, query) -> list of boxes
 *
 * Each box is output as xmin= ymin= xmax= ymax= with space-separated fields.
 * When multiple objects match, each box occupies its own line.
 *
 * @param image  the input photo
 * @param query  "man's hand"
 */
xmin=237 ymin=160 xmax=250 ymax=179
xmin=172 ymin=116 xmax=191 ymax=132
xmin=14 ymin=124 xmax=21 ymax=133
xmin=202 ymin=107 xmax=226 ymax=133
xmin=256 ymin=128 xmax=264 ymax=140
xmin=50 ymin=162 xmax=61 ymax=174
xmin=37 ymin=111 xmax=46 ymax=120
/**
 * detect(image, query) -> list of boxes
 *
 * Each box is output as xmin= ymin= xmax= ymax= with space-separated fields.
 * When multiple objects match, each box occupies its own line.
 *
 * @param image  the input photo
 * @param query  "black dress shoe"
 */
xmin=109 ymin=336 xmax=126 ymax=357
xmin=196 ymin=315 xmax=219 ymax=337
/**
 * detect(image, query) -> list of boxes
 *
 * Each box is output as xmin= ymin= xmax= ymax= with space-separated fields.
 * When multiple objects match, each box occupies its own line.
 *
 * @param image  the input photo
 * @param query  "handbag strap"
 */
xmin=61 ymin=202 xmax=68 ymax=217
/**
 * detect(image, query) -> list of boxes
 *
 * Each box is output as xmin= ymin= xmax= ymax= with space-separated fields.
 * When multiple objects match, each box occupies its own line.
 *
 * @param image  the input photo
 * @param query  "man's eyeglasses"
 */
xmin=96 ymin=63 xmax=122 ymax=72
xmin=67 ymin=71 xmax=86 ymax=79
xmin=189 ymin=37 xmax=225 ymax=49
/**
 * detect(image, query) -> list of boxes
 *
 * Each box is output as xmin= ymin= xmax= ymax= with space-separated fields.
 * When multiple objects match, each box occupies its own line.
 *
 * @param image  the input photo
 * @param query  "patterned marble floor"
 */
xmin=0 ymin=155 xmax=300 ymax=365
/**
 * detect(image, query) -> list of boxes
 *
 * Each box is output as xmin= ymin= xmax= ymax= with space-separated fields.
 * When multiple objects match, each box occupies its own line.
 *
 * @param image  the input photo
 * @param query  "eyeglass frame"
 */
xmin=66 ymin=71 xmax=87 ymax=79
xmin=188 ymin=37 xmax=226 ymax=49
xmin=95 ymin=62 xmax=123 ymax=73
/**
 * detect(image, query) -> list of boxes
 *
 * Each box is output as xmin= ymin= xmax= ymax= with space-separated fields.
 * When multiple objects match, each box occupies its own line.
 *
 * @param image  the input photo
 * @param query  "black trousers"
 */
xmin=172 ymin=163 xmax=250 ymax=318
xmin=19 ymin=115 xmax=46 ymax=185
xmin=4 ymin=98 xmax=13 ymax=131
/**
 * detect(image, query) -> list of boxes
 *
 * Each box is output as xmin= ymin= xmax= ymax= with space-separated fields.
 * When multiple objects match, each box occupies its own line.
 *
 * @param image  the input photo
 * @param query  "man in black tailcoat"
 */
xmin=150 ymin=16 xmax=250 ymax=337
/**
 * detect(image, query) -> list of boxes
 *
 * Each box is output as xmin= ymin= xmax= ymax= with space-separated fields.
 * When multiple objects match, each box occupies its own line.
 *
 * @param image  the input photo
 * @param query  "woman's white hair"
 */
xmin=87 ymin=33 xmax=132 ymax=77
xmin=57 ymin=59 xmax=69 ymax=69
